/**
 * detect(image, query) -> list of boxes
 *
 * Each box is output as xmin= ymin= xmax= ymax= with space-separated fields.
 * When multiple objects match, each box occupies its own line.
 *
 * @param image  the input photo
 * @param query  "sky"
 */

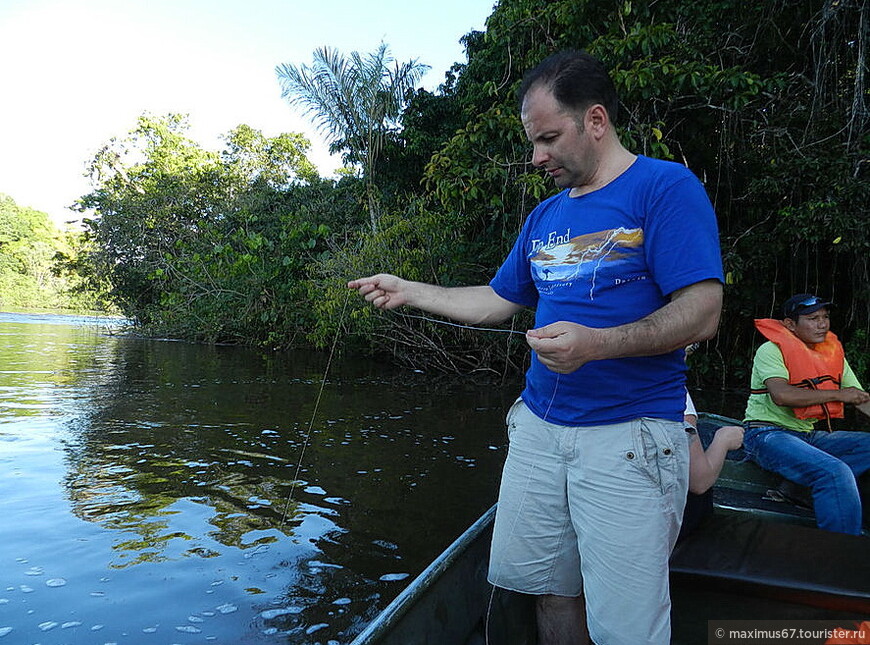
xmin=0 ymin=0 xmax=495 ymax=227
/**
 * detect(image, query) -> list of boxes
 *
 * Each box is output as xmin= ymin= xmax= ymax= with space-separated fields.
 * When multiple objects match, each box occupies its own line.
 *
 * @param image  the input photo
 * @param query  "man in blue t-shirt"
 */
xmin=349 ymin=50 xmax=723 ymax=645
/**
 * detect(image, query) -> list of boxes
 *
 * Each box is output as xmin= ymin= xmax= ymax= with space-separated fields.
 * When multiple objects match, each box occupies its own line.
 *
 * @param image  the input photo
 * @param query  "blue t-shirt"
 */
xmin=490 ymin=155 xmax=724 ymax=426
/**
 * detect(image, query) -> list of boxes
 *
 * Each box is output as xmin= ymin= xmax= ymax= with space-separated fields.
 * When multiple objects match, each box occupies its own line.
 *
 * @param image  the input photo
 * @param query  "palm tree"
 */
xmin=276 ymin=43 xmax=429 ymax=231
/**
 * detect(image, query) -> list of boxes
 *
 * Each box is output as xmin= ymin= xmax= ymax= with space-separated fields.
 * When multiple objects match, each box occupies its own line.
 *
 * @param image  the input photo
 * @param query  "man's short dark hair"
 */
xmin=517 ymin=50 xmax=619 ymax=124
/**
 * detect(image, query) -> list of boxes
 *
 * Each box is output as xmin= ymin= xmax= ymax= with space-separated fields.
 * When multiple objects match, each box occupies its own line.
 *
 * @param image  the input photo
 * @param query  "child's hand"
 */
xmin=715 ymin=425 xmax=744 ymax=451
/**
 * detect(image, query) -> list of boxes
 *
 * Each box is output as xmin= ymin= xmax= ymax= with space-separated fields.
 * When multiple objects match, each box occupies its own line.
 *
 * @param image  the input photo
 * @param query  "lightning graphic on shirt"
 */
xmin=530 ymin=227 xmax=644 ymax=299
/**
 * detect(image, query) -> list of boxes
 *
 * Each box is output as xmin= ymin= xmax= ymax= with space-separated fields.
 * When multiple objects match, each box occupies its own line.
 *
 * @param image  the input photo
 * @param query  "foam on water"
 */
xmin=260 ymin=607 xmax=302 ymax=619
xmin=305 ymin=623 xmax=329 ymax=634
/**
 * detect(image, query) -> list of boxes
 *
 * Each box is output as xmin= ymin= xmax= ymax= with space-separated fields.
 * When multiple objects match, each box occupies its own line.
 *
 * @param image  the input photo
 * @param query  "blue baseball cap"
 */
xmin=783 ymin=293 xmax=832 ymax=319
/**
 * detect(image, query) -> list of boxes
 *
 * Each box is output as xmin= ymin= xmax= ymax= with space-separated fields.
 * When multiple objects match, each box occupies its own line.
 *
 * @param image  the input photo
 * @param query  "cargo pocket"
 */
xmin=646 ymin=418 xmax=682 ymax=495
xmin=625 ymin=418 xmax=680 ymax=494
xmin=505 ymin=397 xmax=525 ymax=442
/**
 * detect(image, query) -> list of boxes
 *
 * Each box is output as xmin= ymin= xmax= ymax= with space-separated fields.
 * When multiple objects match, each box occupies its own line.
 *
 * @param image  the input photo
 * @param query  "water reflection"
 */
xmin=0 ymin=313 xmax=513 ymax=643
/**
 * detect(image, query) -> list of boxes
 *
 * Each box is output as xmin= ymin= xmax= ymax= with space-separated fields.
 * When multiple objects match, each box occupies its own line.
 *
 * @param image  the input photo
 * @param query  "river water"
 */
xmin=0 ymin=312 xmax=520 ymax=644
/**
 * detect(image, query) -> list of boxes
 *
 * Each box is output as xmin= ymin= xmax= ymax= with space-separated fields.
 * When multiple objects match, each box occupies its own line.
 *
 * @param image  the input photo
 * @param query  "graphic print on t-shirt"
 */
xmin=529 ymin=227 xmax=645 ymax=298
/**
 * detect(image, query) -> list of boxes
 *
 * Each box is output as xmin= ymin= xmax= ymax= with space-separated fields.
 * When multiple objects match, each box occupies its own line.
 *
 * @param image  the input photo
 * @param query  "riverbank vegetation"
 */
xmin=56 ymin=0 xmax=868 ymax=386
xmin=0 ymin=193 xmax=108 ymax=312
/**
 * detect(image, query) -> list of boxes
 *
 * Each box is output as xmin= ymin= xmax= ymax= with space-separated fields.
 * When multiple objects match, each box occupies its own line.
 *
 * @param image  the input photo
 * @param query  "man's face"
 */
xmin=785 ymin=307 xmax=831 ymax=345
xmin=521 ymin=85 xmax=596 ymax=189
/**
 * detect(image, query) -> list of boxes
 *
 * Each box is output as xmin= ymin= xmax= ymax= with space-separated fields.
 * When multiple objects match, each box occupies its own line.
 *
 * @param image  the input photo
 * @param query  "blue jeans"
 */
xmin=743 ymin=426 xmax=870 ymax=534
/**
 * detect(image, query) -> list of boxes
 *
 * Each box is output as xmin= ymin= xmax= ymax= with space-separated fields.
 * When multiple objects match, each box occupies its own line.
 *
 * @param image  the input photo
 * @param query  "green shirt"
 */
xmin=743 ymin=341 xmax=862 ymax=432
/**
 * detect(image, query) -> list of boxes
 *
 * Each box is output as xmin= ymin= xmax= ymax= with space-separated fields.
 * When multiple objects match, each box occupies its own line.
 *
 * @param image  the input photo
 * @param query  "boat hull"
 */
xmin=350 ymin=506 xmax=536 ymax=645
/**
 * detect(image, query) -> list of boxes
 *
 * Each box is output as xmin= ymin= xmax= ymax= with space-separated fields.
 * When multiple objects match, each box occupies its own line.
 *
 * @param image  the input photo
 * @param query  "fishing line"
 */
xmin=485 ymin=582 xmax=498 ymax=644
xmin=397 ymin=312 xmax=528 ymax=337
xmin=542 ymin=373 xmax=561 ymax=422
xmin=279 ymin=290 xmax=351 ymax=527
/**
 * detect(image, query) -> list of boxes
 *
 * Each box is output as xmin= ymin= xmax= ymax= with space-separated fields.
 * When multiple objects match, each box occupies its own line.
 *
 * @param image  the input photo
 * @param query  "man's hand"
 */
xmin=838 ymin=387 xmax=870 ymax=406
xmin=525 ymin=321 xmax=600 ymax=374
xmin=348 ymin=274 xmax=410 ymax=310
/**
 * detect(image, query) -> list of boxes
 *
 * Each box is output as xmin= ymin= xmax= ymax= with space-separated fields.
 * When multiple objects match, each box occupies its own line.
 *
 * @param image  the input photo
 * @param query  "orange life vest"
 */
xmin=753 ymin=318 xmax=845 ymax=425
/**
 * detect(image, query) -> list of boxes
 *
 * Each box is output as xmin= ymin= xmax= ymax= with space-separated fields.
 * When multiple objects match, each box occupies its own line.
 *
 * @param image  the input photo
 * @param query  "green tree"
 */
xmin=221 ymin=123 xmax=318 ymax=191
xmin=276 ymin=43 xmax=429 ymax=231
xmin=76 ymin=113 xmax=327 ymax=344
xmin=0 ymin=193 xmax=88 ymax=310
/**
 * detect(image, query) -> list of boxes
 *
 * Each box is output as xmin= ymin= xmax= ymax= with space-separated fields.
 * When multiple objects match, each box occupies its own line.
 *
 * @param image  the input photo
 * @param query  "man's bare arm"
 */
xmin=526 ymin=279 xmax=723 ymax=374
xmin=347 ymin=274 xmax=523 ymax=325
xmin=765 ymin=378 xmax=870 ymax=409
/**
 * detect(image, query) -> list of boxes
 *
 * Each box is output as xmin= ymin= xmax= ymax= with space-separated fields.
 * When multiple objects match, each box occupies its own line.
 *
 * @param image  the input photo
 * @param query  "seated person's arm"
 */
xmin=764 ymin=377 xmax=870 ymax=409
xmin=687 ymin=425 xmax=744 ymax=494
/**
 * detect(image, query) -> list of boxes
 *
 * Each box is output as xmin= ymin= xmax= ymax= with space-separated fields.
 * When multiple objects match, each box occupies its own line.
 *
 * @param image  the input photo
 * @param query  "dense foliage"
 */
xmin=0 ymin=193 xmax=104 ymax=311
xmin=70 ymin=0 xmax=868 ymax=386
xmin=74 ymin=115 xmax=342 ymax=346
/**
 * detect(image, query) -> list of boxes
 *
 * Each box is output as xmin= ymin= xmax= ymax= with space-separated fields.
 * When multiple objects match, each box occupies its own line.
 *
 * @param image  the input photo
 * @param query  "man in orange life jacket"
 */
xmin=742 ymin=293 xmax=870 ymax=534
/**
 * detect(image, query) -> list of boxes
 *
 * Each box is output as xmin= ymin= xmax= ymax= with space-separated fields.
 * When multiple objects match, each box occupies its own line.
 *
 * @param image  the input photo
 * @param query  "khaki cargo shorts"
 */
xmin=488 ymin=399 xmax=689 ymax=645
